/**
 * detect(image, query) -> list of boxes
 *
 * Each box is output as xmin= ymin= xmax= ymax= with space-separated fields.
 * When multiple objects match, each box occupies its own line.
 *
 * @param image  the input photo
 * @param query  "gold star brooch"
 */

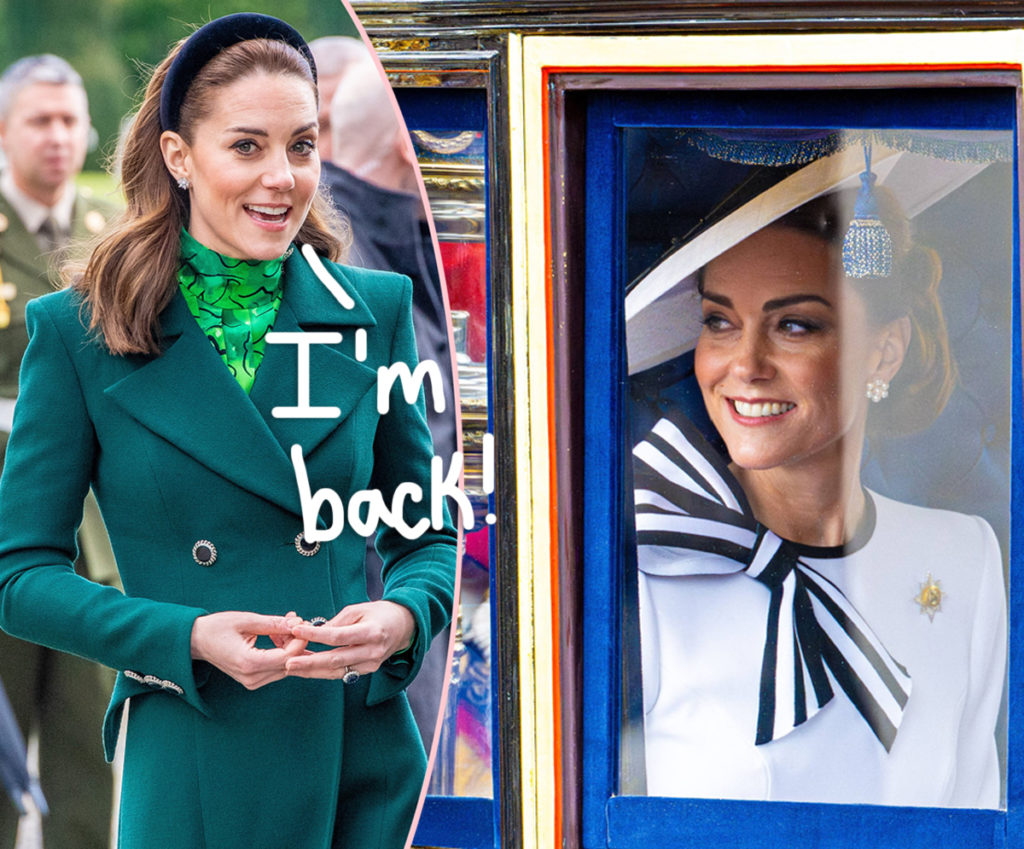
xmin=914 ymin=573 xmax=944 ymax=622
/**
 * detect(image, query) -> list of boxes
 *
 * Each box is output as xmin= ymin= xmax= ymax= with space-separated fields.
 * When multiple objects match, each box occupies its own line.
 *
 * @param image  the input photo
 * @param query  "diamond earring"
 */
xmin=176 ymin=176 xmax=190 ymax=190
xmin=866 ymin=378 xmax=890 ymax=403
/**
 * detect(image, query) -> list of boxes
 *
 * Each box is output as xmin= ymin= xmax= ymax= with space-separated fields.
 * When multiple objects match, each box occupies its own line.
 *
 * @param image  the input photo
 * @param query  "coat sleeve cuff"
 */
xmin=102 ymin=608 xmax=210 ymax=761
xmin=365 ymin=589 xmax=431 ymax=706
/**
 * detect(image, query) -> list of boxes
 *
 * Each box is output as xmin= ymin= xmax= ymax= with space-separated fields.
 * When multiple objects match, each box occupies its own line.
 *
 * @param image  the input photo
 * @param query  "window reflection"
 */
xmin=622 ymin=127 xmax=1011 ymax=808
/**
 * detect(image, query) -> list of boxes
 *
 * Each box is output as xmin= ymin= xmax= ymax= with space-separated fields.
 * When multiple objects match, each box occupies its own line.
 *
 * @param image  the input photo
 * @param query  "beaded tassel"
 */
xmin=842 ymin=145 xmax=893 ymax=279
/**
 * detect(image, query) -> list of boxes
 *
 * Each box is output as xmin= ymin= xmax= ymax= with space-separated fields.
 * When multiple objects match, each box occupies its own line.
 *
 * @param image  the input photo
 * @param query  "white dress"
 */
xmin=639 ymin=490 xmax=1006 ymax=808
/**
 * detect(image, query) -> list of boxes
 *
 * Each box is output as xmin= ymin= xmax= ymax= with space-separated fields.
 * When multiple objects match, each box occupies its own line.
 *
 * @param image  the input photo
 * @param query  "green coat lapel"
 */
xmin=250 ymin=250 xmax=378 ymax=456
xmin=103 ymin=249 xmax=378 ymax=518
xmin=103 ymin=293 xmax=301 ymax=515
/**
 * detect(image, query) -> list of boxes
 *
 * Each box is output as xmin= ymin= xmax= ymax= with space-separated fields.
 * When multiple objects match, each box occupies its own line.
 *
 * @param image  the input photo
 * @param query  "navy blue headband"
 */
xmin=159 ymin=13 xmax=317 ymax=132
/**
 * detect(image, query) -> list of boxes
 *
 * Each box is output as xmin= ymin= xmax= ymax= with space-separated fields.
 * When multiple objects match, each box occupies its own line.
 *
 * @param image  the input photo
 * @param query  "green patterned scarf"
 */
xmin=177 ymin=229 xmax=287 ymax=394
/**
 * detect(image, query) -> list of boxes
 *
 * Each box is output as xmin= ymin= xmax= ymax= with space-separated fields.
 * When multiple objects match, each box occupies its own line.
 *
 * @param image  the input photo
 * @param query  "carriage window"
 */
xmin=567 ymin=73 xmax=1018 ymax=848
xmin=622 ymin=124 xmax=1012 ymax=810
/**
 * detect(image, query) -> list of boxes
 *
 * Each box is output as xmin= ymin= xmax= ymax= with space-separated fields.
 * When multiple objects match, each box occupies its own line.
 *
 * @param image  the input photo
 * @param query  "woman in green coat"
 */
xmin=0 ymin=14 xmax=457 ymax=849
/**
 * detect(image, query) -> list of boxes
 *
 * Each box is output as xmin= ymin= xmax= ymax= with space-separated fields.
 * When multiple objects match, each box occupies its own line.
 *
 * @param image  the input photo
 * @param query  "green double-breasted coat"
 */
xmin=0 ymin=248 xmax=456 ymax=849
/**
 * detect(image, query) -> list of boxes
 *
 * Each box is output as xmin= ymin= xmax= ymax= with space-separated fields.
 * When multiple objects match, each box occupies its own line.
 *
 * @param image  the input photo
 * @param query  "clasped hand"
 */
xmin=189 ymin=601 xmax=416 ymax=690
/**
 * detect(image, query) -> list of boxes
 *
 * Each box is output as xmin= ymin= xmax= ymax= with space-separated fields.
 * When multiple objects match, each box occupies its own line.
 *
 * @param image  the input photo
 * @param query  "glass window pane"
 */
xmin=622 ymin=125 xmax=1011 ymax=809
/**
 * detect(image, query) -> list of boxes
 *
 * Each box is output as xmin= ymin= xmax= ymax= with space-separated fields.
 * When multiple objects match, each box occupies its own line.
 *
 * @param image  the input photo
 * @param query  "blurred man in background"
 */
xmin=0 ymin=54 xmax=116 ymax=849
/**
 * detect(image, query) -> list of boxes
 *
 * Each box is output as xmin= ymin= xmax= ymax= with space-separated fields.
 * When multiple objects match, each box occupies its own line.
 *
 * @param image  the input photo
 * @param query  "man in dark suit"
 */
xmin=0 ymin=54 xmax=116 ymax=849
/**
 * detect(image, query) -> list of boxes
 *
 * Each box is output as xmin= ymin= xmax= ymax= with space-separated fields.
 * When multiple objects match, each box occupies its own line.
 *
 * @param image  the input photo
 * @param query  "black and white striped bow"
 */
xmin=632 ymin=411 xmax=911 ymax=751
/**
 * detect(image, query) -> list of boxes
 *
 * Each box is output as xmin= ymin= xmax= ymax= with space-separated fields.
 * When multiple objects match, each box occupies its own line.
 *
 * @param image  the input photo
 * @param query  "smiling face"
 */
xmin=694 ymin=224 xmax=892 ymax=477
xmin=161 ymin=72 xmax=320 ymax=261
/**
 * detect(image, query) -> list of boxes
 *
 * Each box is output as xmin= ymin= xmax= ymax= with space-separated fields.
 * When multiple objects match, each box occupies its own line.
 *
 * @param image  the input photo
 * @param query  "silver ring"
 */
xmin=309 ymin=617 xmax=327 ymax=627
xmin=342 ymin=667 xmax=360 ymax=685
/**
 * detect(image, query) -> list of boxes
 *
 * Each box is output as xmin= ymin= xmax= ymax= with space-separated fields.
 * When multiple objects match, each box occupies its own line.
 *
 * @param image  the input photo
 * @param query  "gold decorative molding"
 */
xmin=387 ymin=72 xmax=444 ymax=87
xmin=423 ymin=175 xmax=486 ymax=193
xmin=413 ymin=130 xmax=479 ymax=154
xmin=370 ymin=37 xmax=431 ymax=51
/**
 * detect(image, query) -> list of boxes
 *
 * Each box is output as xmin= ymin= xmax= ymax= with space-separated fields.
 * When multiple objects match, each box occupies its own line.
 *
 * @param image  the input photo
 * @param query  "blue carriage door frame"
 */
xmin=579 ymin=79 xmax=1021 ymax=849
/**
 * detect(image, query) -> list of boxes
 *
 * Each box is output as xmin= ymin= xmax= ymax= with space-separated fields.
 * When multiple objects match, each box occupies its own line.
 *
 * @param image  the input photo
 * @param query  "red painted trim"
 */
xmin=540 ymin=66 xmax=565 ymax=849
xmin=539 ymin=62 xmax=1021 ymax=75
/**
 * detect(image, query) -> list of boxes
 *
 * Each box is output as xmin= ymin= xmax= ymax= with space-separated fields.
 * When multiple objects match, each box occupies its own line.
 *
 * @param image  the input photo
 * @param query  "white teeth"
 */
xmin=732 ymin=400 xmax=794 ymax=418
xmin=246 ymin=205 xmax=287 ymax=215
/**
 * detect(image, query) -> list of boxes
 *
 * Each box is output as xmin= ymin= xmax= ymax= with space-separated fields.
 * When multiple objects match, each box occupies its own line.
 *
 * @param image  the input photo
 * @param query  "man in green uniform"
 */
xmin=0 ymin=54 xmax=117 ymax=849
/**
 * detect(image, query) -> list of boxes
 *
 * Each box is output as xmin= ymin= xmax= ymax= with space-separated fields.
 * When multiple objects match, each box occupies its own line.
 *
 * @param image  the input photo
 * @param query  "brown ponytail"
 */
xmin=863 ymin=242 xmax=957 ymax=436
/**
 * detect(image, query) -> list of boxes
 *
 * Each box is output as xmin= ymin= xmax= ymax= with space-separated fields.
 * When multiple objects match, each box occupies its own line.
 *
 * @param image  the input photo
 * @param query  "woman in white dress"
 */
xmin=633 ymin=189 xmax=1007 ymax=808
